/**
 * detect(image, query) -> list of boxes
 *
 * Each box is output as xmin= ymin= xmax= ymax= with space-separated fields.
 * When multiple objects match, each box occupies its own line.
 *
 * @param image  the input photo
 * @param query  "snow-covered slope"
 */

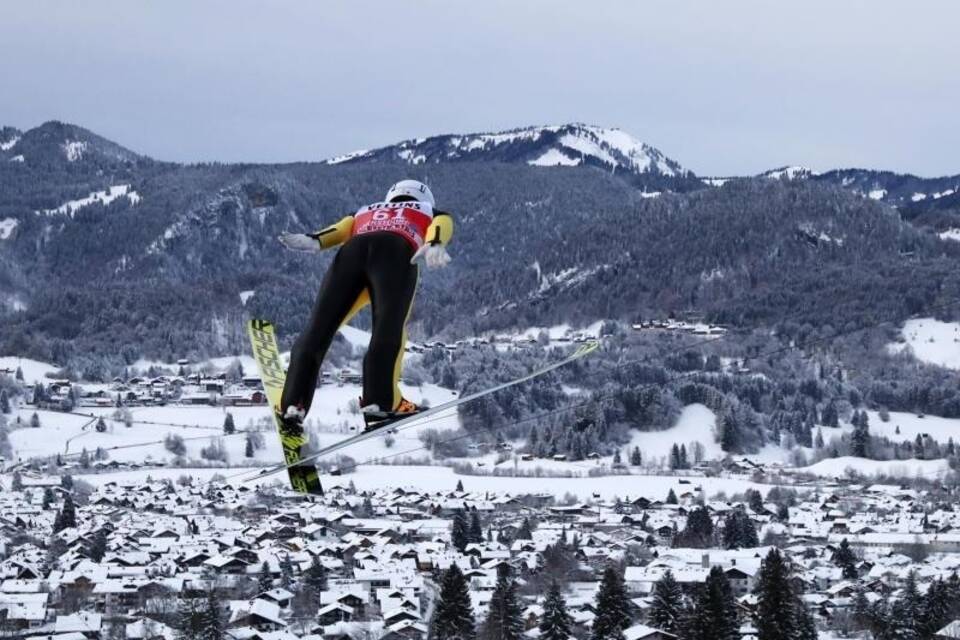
xmin=889 ymin=318 xmax=960 ymax=370
xmin=325 ymin=123 xmax=693 ymax=183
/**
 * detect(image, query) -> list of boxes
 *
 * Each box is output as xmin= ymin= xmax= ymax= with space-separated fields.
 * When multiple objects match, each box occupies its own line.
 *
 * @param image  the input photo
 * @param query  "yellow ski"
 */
xmin=247 ymin=319 xmax=323 ymax=495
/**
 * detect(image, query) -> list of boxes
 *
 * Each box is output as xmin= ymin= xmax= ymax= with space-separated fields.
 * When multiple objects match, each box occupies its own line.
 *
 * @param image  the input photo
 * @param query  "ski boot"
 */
xmin=276 ymin=405 xmax=306 ymax=437
xmin=361 ymin=398 xmax=421 ymax=433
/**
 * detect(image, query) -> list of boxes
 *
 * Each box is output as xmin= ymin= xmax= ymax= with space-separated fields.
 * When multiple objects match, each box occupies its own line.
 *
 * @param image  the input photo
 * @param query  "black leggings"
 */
xmin=282 ymin=232 xmax=418 ymax=415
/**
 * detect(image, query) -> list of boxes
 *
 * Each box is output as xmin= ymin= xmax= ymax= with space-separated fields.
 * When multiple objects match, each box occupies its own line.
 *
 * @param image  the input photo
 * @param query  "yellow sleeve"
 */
xmin=425 ymin=212 xmax=454 ymax=246
xmin=309 ymin=215 xmax=354 ymax=250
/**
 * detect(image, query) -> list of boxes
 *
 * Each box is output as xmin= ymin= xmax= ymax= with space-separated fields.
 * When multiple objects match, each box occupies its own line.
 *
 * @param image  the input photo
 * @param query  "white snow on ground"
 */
xmin=239 ymin=290 xmax=255 ymax=305
xmin=890 ymin=318 xmax=960 ymax=369
xmin=859 ymin=411 xmax=960 ymax=446
xmin=325 ymin=149 xmax=370 ymax=165
xmin=78 ymin=465 xmax=772 ymax=502
xmin=912 ymin=192 xmax=928 ymax=202
xmin=704 ymin=178 xmax=729 ymax=187
xmin=39 ymin=185 xmax=141 ymax=217
xmin=0 ymin=218 xmax=18 ymax=240
xmin=639 ymin=191 xmax=661 ymax=199
xmin=624 ymin=404 xmax=721 ymax=468
xmin=794 ymin=456 xmax=949 ymax=480
xmin=9 ymin=155 xmax=24 ymax=163
xmin=933 ymin=189 xmax=956 ymax=199
xmin=7 ymin=381 xmax=459 ymax=468
xmin=868 ymin=189 xmax=888 ymax=200
xmin=528 ymin=149 xmax=579 ymax=167
xmin=558 ymin=133 xmax=619 ymax=169
xmin=62 ymin=140 xmax=87 ymax=162
xmin=762 ymin=166 xmax=814 ymax=180
xmin=0 ymin=135 xmax=19 ymax=151
xmin=938 ymin=229 xmax=960 ymax=242
xmin=0 ymin=356 xmax=60 ymax=384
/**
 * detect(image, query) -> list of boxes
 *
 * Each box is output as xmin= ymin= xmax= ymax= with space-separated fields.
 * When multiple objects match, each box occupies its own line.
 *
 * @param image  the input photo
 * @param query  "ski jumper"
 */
xmin=281 ymin=201 xmax=454 ymax=416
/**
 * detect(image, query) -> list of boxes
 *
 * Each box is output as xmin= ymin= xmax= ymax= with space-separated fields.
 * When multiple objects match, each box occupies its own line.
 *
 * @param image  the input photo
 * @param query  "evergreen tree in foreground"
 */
xmin=539 ymin=581 xmax=572 ymax=640
xmin=223 ymin=412 xmax=235 ymax=435
xmin=200 ymin=589 xmax=225 ymax=640
xmin=452 ymin=510 xmax=470 ymax=551
xmin=431 ymin=564 xmax=476 ymax=640
xmin=684 ymin=566 xmax=739 ymax=640
xmin=469 ymin=511 xmax=484 ymax=544
xmin=53 ymin=494 xmax=77 ymax=532
xmin=481 ymin=565 xmax=524 ymax=640
xmin=648 ymin=569 xmax=683 ymax=635
xmin=304 ymin=554 xmax=328 ymax=596
xmin=832 ymin=538 xmax=858 ymax=579
xmin=177 ymin=597 xmax=204 ymax=639
xmin=592 ymin=565 xmax=631 ymax=640
xmin=754 ymin=549 xmax=800 ymax=640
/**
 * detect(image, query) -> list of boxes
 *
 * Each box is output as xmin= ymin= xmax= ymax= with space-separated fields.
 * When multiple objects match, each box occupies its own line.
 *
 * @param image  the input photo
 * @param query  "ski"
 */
xmin=247 ymin=319 xmax=324 ymax=495
xmin=244 ymin=339 xmax=600 ymax=484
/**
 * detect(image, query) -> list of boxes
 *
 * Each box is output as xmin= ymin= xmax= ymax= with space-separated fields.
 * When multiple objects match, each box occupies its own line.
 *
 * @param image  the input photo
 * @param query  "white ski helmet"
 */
xmin=385 ymin=179 xmax=435 ymax=207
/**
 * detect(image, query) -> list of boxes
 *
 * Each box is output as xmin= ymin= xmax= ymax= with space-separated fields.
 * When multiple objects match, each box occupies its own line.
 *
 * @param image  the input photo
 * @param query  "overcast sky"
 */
xmin=2 ymin=1 xmax=957 ymax=176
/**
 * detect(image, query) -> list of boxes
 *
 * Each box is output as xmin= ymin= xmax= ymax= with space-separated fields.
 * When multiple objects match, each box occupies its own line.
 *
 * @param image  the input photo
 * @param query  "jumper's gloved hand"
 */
xmin=411 ymin=243 xmax=451 ymax=269
xmin=278 ymin=232 xmax=321 ymax=253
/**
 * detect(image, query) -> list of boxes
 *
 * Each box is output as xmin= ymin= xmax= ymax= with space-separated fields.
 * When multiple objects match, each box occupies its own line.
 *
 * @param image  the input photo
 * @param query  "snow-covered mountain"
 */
xmin=754 ymin=165 xmax=960 ymax=213
xmin=0 ymin=121 xmax=145 ymax=167
xmin=326 ymin=123 xmax=699 ymax=191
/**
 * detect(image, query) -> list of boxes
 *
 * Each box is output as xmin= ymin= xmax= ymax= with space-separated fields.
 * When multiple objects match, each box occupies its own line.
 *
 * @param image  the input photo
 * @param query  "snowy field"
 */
xmin=889 ymin=318 xmax=960 ymax=370
xmin=75 ymin=464 xmax=772 ymax=502
xmin=6 ymin=381 xmax=459 ymax=467
xmin=0 ymin=356 xmax=61 ymax=384
xmin=623 ymin=404 xmax=721 ymax=467
xmin=794 ymin=456 xmax=949 ymax=480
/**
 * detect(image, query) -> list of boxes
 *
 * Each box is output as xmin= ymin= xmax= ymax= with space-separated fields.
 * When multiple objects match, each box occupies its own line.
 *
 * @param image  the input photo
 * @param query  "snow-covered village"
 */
xmin=4 ymin=3 xmax=960 ymax=640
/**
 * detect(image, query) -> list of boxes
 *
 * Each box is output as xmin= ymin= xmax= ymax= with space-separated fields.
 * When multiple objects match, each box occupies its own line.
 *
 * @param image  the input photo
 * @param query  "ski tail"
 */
xmin=247 ymin=318 xmax=323 ymax=495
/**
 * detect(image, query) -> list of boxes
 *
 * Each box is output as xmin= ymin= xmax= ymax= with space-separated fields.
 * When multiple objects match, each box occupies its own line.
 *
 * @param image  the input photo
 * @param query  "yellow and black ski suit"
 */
xmin=281 ymin=204 xmax=453 ymax=416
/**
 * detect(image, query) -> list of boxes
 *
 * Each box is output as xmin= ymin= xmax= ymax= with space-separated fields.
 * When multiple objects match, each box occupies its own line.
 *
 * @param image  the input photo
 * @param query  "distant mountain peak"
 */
xmin=325 ymin=123 xmax=693 ymax=181
xmin=1 ymin=121 xmax=145 ymax=166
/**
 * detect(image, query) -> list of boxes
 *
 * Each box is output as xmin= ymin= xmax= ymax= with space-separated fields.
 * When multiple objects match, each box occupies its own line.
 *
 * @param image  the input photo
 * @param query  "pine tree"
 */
xmin=469 ymin=511 xmax=483 ymax=544
xmin=89 ymin=528 xmax=108 ymax=562
xmin=540 ymin=581 xmax=572 ymax=640
xmin=177 ymin=597 xmax=204 ymax=639
xmin=679 ymin=444 xmax=689 ymax=469
xmin=42 ymin=487 xmax=54 ymax=510
xmin=15 ymin=366 xmax=23 ymax=382
xmin=452 ymin=510 xmax=470 ymax=551
xmin=54 ymin=494 xmax=77 ymax=532
xmin=200 ymin=589 xmax=225 ymax=640
xmin=613 ymin=449 xmax=622 ymax=465
xmin=0 ymin=390 xmax=9 ymax=414
xmin=30 ymin=412 xmax=40 ymax=428
xmin=245 ymin=436 xmax=255 ymax=458
xmin=814 ymin=427 xmax=824 ymax=449
xmin=279 ymin=553 xmax=295 ymax=589
xmin=832 ymin=538 xmax=858 ymax=579
xmin=666 ymin=488 xmax=678 ymax=504
xmin=851 ymin=411 xmax=870 ymax=458
xmin=257 ymin=561 xmax=273 ymax=593
xmin=482 ymin=565 xmax=524 ymax=640
xmin=754 ymin=548 xmax=794 ymax=640
xmin=95 ymin=417 xmax=107 ymax=433
xmin=670 ymin=444 xmax=681 ymax=470
xmin=722 ymin=510 xmax=758 ymax=549
xmin=456 ymin=479 xmax=465 ymax=492
xmin=591 ymin=566 xmax=631 ymax=640
xmin=223 ymin=413 xmax=235 ymax=435
xmin=648 ymin=569 xmax=683 ymax=635
xmin=678 ymin=506 xmax=713 ymax=548
xmin=304 ymin=555 xmax=327 ymax=596
xmin=685 ymin=566 xmax=738 ymax=640
xmin=630 ymin=447 xmax=642 ymax=466
xmin=515 ymin=518 xmax=534 ymax=540
xmin=431 ymin=565 xmax=476 ymax=640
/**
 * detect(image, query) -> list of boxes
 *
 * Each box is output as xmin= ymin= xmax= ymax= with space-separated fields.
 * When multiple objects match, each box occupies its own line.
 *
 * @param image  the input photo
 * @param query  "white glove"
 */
xmin=278 ymin=232 xmax=321 ymax=253
xmin=411 ymin=243 xmax=451 ymax=269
